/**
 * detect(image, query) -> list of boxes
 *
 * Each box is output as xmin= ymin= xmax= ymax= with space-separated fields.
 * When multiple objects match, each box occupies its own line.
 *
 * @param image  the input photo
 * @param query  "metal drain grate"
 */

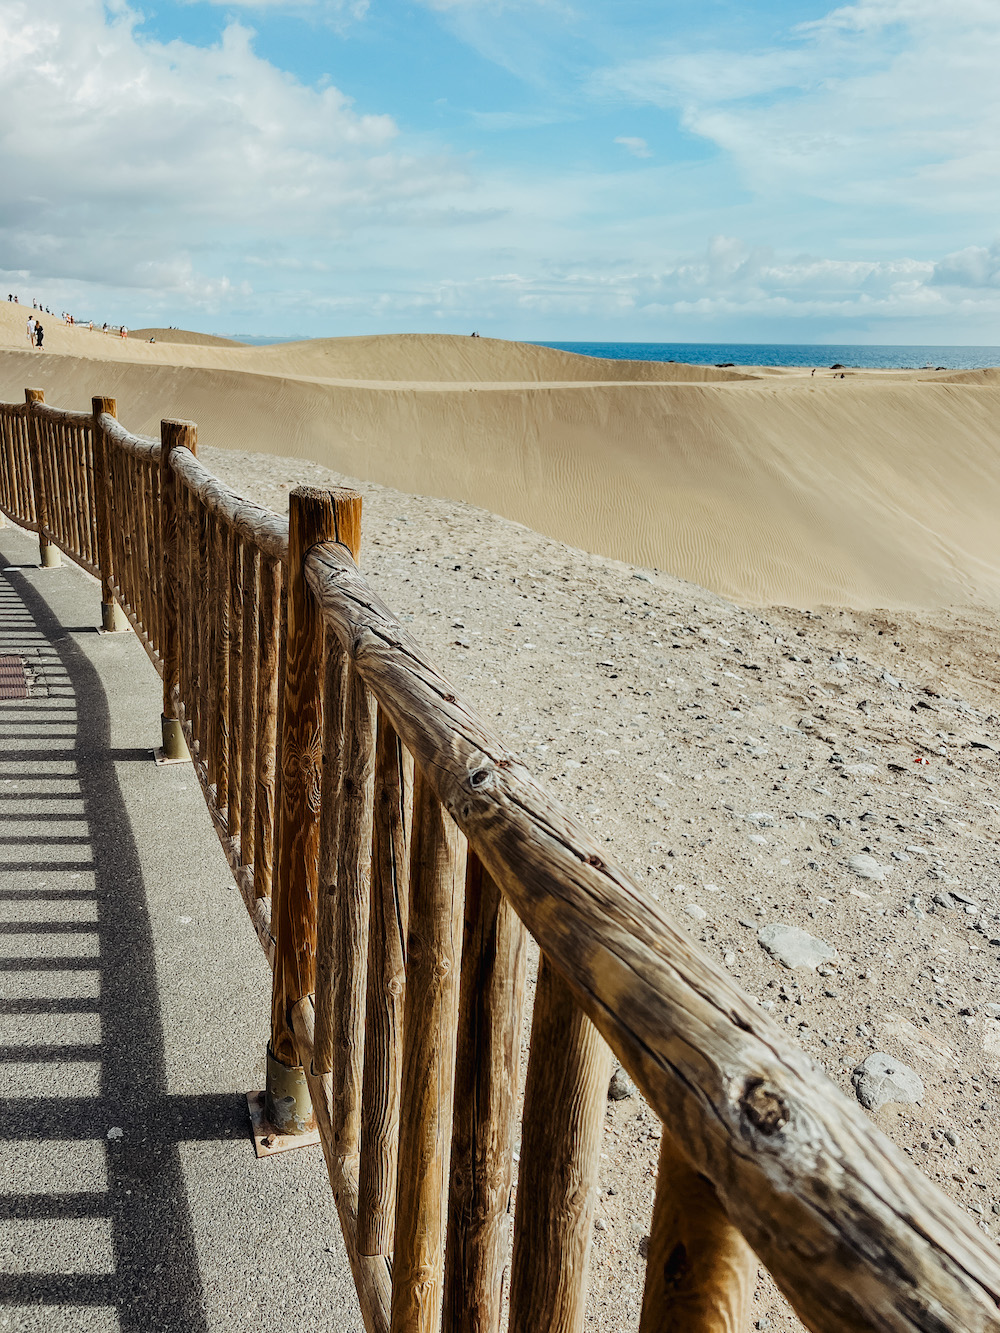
xmin=0 ymin=655 xmax=29 ymax=700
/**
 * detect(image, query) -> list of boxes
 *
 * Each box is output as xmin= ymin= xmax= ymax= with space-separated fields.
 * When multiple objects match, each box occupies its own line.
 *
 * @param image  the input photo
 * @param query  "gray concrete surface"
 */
xmin=0 ymin=522 xmax=363 ymax=1333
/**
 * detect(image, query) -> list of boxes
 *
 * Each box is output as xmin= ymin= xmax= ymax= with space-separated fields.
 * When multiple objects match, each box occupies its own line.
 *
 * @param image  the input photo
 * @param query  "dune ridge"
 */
xmin=2 ymin=300 xmax=998 ymax=609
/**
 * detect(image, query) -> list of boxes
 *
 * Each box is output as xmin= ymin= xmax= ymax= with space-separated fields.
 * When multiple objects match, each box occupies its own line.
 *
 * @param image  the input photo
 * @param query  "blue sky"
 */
xmin=2 ymin=0 xmax=999 ymax=341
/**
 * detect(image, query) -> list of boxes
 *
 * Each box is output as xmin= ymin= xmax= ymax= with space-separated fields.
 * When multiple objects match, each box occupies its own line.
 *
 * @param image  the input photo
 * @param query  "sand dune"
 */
xmin=129 ymin=327 xmax=246 ymax=347
xmin=2 ymin=299 xmax=998 ymax=609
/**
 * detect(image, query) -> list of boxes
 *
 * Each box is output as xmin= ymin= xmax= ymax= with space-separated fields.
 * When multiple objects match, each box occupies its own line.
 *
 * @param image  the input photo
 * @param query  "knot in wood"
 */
xmin=586 ymin=853 xmax=605 ymax=869
xmin=283 ymin=729 xmax=323 ymax=813
xmin=741 ymin=1079 xmax=790 ymax=1136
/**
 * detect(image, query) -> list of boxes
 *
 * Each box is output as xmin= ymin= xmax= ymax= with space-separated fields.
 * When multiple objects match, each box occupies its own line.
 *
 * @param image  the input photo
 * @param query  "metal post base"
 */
xmin=154 ymin=714 xmax=190 ymax=765
xmin=39 ymin=543 xmax=61 ymax=569
xmin=246 ymin=1046 xmax=319 ymax=1158
xmin=101 ymin=600 xmax=129 ymax=632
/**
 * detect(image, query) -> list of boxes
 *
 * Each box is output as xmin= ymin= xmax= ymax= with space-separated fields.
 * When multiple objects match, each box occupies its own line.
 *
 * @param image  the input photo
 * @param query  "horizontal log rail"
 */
xmin=0 ymin=385 xmax=998 ymax=1333
xmin=305 ymin=538 xmax=1000 ymax=1333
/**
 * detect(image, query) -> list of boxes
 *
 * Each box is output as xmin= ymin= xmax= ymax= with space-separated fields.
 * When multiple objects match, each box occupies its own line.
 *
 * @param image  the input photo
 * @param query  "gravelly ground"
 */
xmin=204 ymin=445 xmax=1000 ymax=1332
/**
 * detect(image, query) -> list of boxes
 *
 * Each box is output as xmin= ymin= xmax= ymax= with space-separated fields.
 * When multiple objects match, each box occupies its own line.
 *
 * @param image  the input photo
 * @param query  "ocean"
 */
xmin=532 ymin=342 xmax=1000 ymax=371
xmin=221 ymin=335 xmax=1000 ymax=369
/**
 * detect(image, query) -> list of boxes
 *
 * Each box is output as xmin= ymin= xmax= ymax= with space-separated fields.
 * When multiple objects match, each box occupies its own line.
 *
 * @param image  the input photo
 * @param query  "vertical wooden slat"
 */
xmin=314 ymin=642 xmax=347 ymax=1076
xmin=443 ymin=853 xmax=527 ymax=1333
xmin=79 ymin=425 xmax=91 ymax=560
xmin=175 ymin=475 xmax=190 ymax=717
xmin=637 ymin=1135 xmax=755 ymax=1333
xmin=149 ymin=456 xmax=163 ymax=647
xmin=331 ymin=663 xmax=376 ymax=1151
xmin=160 ymin=420 xmax=197 ymax=758
xmin=389 ymin=768 xmax=467 ymax=1333
xmin=508 ymin=957 xmax=613 ymax=1333
xmin=214 ymin=516 xmax=232 ymax=817
xmin=358 ymin=713 xmax=413 ymax=1256
xmin=122 ymin=440 xmax=138 ymax=611
xmin=48 ymin=419 xmax=61 ymax=548
xmin=63 ymin=421 xmax=79 ymax=557
xmin=24 ymin=390 xmax=59 ymax=567
xmin=239 ymin=542 xmax=261 ymax=872
xmin=84 ymin=426 xmax=98 ymax=562
xmin=141 ymin=453 xmax=155 ymax=632
xmin=227 ymin=530 xmax=245 ymax=842
xmin=71 ymin=422 xmax=86 ymax=561
xmin=197 ymin=503 xmax=210 ymax=755
xmin=46 ymin=418 xmax=62 ymax=549
xmin=270 ymin=486 xmax=349 ymax=1070
xmin=253 ymin=553 xmax=282 ymax=902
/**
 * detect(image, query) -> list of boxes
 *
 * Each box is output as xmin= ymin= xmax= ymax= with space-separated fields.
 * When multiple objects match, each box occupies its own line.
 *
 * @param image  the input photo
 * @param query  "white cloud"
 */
xmin=593 ymin=0 xmax=1000 ymax=221
xmin=932 ymin=242 xmax=1000 ymax=290
xmin=0 ymin=0 xmax=464 ymax=307
xmin=614 ymin=136 xmax=651 ymax=158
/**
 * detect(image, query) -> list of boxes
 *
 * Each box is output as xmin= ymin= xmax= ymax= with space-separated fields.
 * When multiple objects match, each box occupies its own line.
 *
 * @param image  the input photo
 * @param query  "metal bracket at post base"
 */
xmin=154 ymin=714 xmax=191 ymax=766
xmin=246 ymin=1045 xmax=320 ymax=1158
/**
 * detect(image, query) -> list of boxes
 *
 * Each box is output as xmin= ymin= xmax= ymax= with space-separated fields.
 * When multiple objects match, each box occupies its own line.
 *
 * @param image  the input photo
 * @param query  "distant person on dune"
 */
xmin=26 ymin=316 xmax=35 ymax=346
xmin=120 ymin=325 xmax=128 ymax=339
xmin=35 ymin=323 xmax=44 ymax=349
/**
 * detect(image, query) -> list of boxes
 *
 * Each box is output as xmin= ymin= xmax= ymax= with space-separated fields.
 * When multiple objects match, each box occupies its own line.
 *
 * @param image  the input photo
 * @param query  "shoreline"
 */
xmin=2 ymin=319 xmax=998 ymax=611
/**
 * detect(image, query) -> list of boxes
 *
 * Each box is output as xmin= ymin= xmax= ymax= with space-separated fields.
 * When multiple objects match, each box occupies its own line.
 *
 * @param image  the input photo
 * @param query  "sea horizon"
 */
xmin=218 ymin=334 xmax=1000 ymax=370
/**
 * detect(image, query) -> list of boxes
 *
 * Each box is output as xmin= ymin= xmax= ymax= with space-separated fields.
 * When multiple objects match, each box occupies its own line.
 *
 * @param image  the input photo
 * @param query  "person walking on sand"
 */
xmin=120 ymin=325 xmax=128 ymax=339
xmin=26 ymin=316 xmax=35 ymax=346
xmin=35 ymin=323 xmax=44 ymax=349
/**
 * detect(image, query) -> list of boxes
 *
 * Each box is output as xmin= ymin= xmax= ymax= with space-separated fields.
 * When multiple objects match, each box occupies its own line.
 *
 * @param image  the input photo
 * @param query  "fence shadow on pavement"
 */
xmin=0 ymin=546 xmax=245 ymax=1333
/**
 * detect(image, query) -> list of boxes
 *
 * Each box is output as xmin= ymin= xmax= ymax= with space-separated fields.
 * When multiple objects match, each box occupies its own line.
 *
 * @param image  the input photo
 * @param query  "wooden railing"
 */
xmin=1 ymin=385 xmax=999 ymax=1333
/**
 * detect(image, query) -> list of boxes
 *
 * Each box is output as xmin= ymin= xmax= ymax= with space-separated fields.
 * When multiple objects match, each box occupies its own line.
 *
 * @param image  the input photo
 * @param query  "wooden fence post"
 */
xmin=91 ymin=397 xmax=127 ymax=630
xmin=265 ymin=485 xmax=362 ymax=1141
xmin=24 ymin=389 xmax=60 ymax=568
xmin=159 ymin=419 xmax=196 ymax=762
xmin=508 ymin=957 xmax=613 ymax=1333
xmin=638 ymin=1133 xmax=756 ymax=1333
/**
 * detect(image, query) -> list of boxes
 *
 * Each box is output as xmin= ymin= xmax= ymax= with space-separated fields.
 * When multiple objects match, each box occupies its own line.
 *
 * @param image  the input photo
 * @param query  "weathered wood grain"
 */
xmin=24 ymin=389 xmax=58 ymax=567
xmin=443 ymin=851 xmax=527 ymax=1333
xmin=305 ymin=539 xmax=1000 ymax=1333
xmin=358 ymin=712 xmax=413 ymax=1257
xmin=331 ymin=662 xmax=376 ymax=1154
xmin=169 ymin=445 xmax=288 ymax=561
xmin=509 ymin=955 xmax=611 ymax=1333
xmin=292 ymin=995 xmax=393 ymax=1333
xmin=253 ymin=554 xmax=282 ymax=903
xmin=314 ymin=639 xmax=348 ymax=1083
xmin=638 ymin=1131 xmax=756 ymax=1333
xmin=239 ymin=542 xmax=261 ymax=872
xmin=159 ymin=420 xmax=197 ymax=736
xmin=270 ymin=487 xmax=350 ymax=1068
xmin=390 ymin=768 xmax=467 ymax=1333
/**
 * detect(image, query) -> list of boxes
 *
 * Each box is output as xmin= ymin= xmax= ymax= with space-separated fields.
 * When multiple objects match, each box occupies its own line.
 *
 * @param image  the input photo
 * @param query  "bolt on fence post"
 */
xmin=91 ymin=396 xmax=128 ymax=631
xmin=24 ymin=388 xmax=60 ymax=568
xmin=158 ymin=419 xmax=196 ymax=762
xmin=263 ymin=484 xmax=362 ymax=1144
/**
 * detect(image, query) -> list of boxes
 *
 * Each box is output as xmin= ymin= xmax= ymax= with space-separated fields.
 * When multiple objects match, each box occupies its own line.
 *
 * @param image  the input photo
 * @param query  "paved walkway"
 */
xmin=0 ymin=523 xmax=361 ymax=1333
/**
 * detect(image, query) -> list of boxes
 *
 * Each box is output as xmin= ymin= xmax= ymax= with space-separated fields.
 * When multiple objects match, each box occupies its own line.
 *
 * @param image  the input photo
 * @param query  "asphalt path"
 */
xmin=0 ymin=522 xmax=362 ymax=1333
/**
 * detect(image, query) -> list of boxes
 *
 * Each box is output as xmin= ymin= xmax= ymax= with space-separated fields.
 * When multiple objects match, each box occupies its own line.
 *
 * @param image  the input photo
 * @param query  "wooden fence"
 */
xmin=1 ymin=385 xmax=999 ymax=1333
